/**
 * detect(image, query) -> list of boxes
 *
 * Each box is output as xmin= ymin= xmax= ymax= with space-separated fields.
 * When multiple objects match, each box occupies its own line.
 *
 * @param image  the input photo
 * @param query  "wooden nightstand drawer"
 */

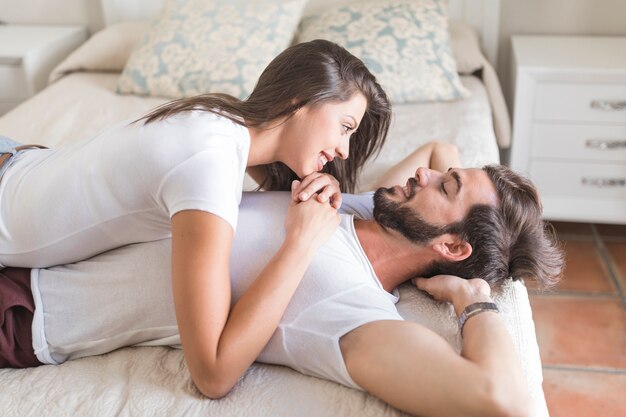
xmin=530 ymin=160 xmax=626 ymax=200
xmin=534 ymin=82 xmax=626 ymax=123
xmin=0 ymin=65 xmax=28 ymax=100
xmin=531 ymin=124 xmax=626 ymax=162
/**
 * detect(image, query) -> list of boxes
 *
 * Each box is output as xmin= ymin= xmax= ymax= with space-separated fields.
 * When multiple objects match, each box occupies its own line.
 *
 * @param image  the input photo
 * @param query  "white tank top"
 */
xmin=30 ymin=192 xmax=402 ymax=390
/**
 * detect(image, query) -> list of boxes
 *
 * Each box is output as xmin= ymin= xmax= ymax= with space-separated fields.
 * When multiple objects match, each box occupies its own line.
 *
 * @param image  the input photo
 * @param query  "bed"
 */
xmin=0 ymin=0 xmax=548 ymax=416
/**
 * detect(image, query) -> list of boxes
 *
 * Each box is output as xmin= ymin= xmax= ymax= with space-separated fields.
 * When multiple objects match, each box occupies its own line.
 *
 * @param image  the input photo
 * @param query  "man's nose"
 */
xmin=414 ymin=167 xmax=440 ymax=187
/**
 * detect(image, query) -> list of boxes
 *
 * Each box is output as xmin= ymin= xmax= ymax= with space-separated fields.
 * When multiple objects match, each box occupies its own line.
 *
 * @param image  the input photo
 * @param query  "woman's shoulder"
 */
xmin=163 ymin=110 xmax=249 ymax=141
xmin=136 ymin=111 xmax=250 ymax=170
xmin=138 ymin=110 xmax=250 ymax=156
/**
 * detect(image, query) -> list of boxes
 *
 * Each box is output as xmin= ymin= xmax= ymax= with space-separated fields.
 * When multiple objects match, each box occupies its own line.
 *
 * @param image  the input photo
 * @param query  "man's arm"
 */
xmin=372 ymin=141 xmax=461 ymax=190
xmin=339 ymin=276 xmax=531 ymax=417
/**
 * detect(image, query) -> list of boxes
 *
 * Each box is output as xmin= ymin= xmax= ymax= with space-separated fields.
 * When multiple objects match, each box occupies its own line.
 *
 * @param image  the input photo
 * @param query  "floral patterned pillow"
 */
xmin=296 ymin=0 xmax=470 ymax=103
xmin=117 ymin=0 xmax=306 ymax=99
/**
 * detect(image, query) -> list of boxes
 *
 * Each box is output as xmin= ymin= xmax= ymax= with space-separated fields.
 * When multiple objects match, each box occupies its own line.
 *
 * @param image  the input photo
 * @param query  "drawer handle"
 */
xmin=581 ymin=177 xmax=626 ymax=188
xmin=590 ymin=100 xmax=626 ymax=111
xmin=585 ymin=139 xmax=626 ymax=150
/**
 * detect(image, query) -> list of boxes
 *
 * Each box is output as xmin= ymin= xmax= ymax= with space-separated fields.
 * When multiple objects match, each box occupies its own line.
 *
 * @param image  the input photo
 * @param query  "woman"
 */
xmin=0 ymin=39 xmax=391 ymax=397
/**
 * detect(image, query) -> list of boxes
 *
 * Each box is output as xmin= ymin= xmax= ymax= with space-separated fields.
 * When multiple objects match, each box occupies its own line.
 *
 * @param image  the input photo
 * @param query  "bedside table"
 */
xmin=0 ymin=25 xmax=87 ymax=116
xmin=510 ymin=36 xmax=626 ymax=224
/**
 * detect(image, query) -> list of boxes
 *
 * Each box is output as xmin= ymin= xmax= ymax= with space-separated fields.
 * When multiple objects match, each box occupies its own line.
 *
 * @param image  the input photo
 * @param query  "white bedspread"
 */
xmin=0 ymin=71 xmax=547 ymax=416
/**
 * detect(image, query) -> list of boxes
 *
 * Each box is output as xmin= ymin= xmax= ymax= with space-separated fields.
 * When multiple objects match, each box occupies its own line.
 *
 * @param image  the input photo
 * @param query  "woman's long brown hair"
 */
xmin=137 ymin=39 xmax=391 ymax=193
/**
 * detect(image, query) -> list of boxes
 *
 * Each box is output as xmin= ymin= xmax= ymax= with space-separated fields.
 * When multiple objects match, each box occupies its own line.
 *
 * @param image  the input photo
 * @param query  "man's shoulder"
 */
xmin=340 ymin=192 xmax=375 ymax=219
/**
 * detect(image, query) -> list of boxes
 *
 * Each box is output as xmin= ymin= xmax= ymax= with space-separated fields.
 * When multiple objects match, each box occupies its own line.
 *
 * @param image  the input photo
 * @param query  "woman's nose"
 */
xmin=336 ymin=137 xmax=350 ymax=160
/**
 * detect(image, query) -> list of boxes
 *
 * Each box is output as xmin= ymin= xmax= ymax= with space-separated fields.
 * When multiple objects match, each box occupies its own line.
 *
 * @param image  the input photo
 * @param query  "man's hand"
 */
xmin=412 ymin=275 xmax=493 ymax=316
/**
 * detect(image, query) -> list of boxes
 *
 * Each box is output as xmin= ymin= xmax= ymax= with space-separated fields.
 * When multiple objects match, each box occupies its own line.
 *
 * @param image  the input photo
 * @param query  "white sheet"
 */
xmin=0 ymin=71 xmax=547 ymax=416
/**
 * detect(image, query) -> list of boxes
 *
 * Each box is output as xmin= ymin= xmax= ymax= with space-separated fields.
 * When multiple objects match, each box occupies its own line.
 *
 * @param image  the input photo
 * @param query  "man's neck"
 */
xmin=353 ymin=219 xmax=434 ymax=292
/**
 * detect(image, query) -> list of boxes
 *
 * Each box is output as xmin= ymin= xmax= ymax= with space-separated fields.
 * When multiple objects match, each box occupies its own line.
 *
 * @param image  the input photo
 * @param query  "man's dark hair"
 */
xmin=423 ymin=165 xmax=564 ymax=288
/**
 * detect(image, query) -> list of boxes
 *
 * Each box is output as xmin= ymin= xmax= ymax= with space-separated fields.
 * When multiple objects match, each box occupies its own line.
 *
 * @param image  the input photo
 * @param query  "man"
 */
xmin=2 ymin=143 xmax=563 ymax=417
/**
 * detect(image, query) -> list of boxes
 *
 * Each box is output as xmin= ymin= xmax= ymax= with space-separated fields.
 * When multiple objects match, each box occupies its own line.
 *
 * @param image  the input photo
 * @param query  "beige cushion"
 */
xmin=449 ymin=20 xmax=484 ymax=74
xmin=50 ymin=21 xmax=149 ymax=83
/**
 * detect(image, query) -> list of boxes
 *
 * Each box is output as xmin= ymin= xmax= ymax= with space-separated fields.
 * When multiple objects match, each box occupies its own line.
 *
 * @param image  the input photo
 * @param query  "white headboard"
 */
xmin=101 ymin=0 xmax=500 ymax=66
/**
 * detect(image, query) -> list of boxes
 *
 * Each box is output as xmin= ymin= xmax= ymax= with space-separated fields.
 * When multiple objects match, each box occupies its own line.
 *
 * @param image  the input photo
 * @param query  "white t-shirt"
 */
xmin=30 ymin=192 xmax=402 ymax=390
xmin=0 ymin=111 xmax=250 ymax=268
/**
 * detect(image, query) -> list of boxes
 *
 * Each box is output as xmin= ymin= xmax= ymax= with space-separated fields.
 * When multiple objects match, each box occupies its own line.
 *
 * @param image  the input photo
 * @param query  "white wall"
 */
xmin=0 ymin=0 xmax=103 ymax=31
xmin=498 ymin=0 xmax=626 ymax=108
xmin=2 ymin=0 xmax=626 ymax=106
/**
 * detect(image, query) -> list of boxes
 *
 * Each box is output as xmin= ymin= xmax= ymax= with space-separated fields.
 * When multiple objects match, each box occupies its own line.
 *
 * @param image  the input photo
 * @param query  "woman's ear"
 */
xmin=431 ymin=234 xmax=472 ymax=262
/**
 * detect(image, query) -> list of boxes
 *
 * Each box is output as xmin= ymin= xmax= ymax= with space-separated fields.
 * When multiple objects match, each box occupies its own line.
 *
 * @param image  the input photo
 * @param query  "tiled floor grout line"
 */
xmin=591 ymin=224 xmax=626 ymax=312
xmin=543 ymin=364 xmax=626 ymax=375
xmin=529 ymin=290 xmax=619 ymax=299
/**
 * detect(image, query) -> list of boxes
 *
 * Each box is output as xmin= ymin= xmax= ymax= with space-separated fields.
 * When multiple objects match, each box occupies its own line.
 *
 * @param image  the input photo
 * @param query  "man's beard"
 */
xmin=373 ymin=187 xmax=449 ymax=244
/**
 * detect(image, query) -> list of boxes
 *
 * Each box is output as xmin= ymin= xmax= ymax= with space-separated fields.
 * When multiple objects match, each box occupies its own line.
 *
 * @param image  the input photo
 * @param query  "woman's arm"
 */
xmin=340 ymin=276 xmax=531 ymax=417
xmin=372 ymin=141 xmax=461 ymax=190
xmin=171 ymin=192 xmax=340 ymax=398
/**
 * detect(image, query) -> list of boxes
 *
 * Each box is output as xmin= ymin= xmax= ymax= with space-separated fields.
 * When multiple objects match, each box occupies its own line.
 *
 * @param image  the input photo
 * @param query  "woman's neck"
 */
xmin=246 ymin=122 xmax=284 ymax=167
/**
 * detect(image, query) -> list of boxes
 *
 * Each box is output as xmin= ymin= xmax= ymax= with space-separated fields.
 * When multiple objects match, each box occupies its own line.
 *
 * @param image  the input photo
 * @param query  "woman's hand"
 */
xmin=285 ymin=180 xmax=341 ymax=253
xmin=412 ymin=275 xmax=492 ymax=316
xmin=292 ymin=173 xmax=342 ymax=209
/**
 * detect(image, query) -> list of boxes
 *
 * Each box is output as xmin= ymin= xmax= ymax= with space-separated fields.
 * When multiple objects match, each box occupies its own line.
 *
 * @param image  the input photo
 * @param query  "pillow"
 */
xmin=296 ymin=0 xmax=470 ymax=103
xmin=116 ymin=0 xmax=306 ymax=99
xmin=449 ymin=20 xmax=485 ymax=75
xmin=50 ymin=21 xmax=150 ymax=83
xmin=49 ymin=18 xmax=486 ymax=86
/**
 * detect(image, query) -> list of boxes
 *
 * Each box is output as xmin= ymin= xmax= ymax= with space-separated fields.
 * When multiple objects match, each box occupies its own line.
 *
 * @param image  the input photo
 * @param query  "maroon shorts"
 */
xmin=0 ymin=267 xmax=43 ymax=368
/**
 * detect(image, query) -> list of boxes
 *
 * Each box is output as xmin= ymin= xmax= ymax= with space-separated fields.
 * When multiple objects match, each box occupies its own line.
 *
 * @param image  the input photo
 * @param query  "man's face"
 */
xmin=373 ymin=167 xmax=498 ymax=243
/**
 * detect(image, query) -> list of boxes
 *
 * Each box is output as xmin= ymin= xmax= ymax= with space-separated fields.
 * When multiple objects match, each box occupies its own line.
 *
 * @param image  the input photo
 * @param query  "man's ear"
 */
xmin=431 ymin=234 xmax=472 ymax=262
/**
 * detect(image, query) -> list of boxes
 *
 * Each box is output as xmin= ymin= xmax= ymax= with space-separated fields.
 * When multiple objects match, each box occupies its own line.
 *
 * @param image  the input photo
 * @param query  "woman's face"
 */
xmin=279 ymin=93 xmax=368 ymax=178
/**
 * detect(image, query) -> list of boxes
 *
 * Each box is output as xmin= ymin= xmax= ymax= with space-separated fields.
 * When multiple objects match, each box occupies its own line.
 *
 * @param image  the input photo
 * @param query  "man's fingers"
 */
xmin=412 ymin=277 xmax=428 ymax=290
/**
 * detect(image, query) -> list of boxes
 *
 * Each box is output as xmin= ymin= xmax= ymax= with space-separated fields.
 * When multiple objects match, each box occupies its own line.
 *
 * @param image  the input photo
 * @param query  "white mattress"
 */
xmin=0 ymin=72 xmax=547 ymax=417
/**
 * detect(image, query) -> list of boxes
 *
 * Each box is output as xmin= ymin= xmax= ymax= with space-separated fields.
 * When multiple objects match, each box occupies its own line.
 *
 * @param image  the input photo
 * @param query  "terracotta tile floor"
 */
xmin=530 ymin=221 xmax=626 ymax=417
